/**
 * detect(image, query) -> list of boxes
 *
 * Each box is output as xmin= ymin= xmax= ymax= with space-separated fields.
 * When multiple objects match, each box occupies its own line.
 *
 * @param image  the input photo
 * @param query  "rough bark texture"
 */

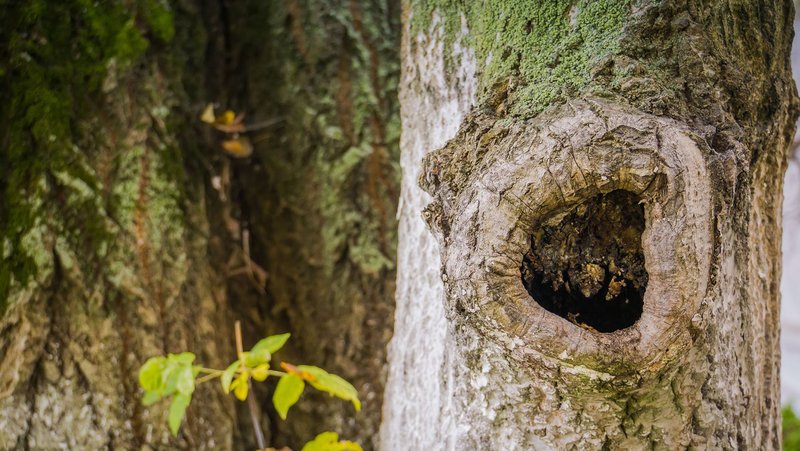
xmin=384 ymin=0 xmax=798 ymax=449
xmin=0 ymin=3 xmax=238 ymax=448
xmin=380 ymin=10 xmax=477 ymax=448
xmin=0 ymin=1 xmax=399 ymax=449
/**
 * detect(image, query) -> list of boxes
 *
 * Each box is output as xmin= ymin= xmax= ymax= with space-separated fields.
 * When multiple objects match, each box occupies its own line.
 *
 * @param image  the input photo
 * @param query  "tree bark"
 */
xmin=0 ymin=3 xmax=238 ymax=449
xmin=0 ymin=1 xmax=399 ymax=449
xmin=383 ymin=1 xmax=798 ymax=449
xmin=219 ymin=1 xmax=400 ymax=447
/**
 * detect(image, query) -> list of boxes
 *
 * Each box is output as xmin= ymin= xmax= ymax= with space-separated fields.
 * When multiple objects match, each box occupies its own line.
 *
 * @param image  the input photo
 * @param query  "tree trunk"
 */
xmin=220 ymin=1 xmax=400 ymax=448
xmin=382 ymin=1 xmax=798 ymax=449
xmin=0 ymin=1 xmax=399 ymax=450
xmin=0 ymin=3 xmax=239 ymax=449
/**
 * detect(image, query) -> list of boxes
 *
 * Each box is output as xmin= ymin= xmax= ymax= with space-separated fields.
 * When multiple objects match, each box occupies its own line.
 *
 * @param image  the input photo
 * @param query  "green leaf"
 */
xmin=273 ymin=374 xmax=304 ymax=420
xmin=243 ymin=350 xmax=268 ymax=368
xmin=301 ymin=432 xmax=363 ymax=451
xmin=176 ymin=366 xmax=195 ymax=395
xmin=168 ymin=393 xmax=191 ymax=437
xmin=163 ymin=365 xmax=181 ymax=397
xmin=230 ymin=372 xmax=249 ymax=401
xmin=301 ymin=432 xmax=338 ymax=451
xmin=251 ymin=363 xmax=269 ymax=381
xmin=297 ymin=366 xmax=361 ymax=411
xmin=169 ymin=352 xmax=196 ymax=365
xmin=138 ymin=357 xmax=167 ymax=392
xmin=141 ymin=390 xmax=161 ymax=406
xmin=221 ymin=361 xmax=240 ymax=393
xmin=251 ymin=333 xmax=290 ymax=355
xmin=336 ymin=440 xmax=363 ymax=451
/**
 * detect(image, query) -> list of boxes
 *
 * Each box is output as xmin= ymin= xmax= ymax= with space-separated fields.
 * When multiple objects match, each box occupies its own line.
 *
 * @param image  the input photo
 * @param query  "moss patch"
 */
xmin=0 ymin=0 xmax=174 ymax=311
xmin=409 ymin=0 xmax=632 ymax=117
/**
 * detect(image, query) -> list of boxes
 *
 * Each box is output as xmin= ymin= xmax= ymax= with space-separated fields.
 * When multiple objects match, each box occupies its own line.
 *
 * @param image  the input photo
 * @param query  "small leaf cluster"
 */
xmin=273 ymin=362 xmax=360 ymax=420
xmin=138 ymin=332 xmax=361 ymax=448
xmin=138 ymin=352 xmax=199 ymax=436
xmin=221 ymin=333 xmax=291 ymax=401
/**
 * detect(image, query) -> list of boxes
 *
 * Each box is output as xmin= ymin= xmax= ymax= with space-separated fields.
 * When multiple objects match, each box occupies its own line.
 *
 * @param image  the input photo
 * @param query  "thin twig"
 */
xmin=195 ymin=373 xmax=220 ymax=385
xmin=235 ymin=321 xmax=245 ymax=358
xmin=235 ymin=321 xmax=266 ymax=451
xmin=243 ymin=117 xmax=284 ymax=132
xmin=247 ymin=382 xmax=266 ymax=450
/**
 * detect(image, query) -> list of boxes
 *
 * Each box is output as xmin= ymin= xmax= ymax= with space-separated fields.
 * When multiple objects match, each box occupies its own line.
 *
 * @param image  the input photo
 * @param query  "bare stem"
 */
xmin=235 ymin=320 xmax=244 ymax=359
xmin=234 ymin=320 xmax=266 ymax=451
xmin=195 ymin=373 xmax=219 ymax=385
xmin=248 ymin=384 xmax=266 ymax=450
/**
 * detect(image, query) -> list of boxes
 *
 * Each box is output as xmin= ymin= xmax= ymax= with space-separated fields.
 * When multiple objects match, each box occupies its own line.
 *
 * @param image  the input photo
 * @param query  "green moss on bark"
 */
xmin=0 ymin=0 xmax=174 ymax=311
xmin=408 ymin=0 xmax=631 ymax=117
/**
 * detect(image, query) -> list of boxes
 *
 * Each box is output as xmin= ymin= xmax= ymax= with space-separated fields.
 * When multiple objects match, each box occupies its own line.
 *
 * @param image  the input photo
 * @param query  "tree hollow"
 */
xmin=521 ymin=190 xmax=647 ymax=333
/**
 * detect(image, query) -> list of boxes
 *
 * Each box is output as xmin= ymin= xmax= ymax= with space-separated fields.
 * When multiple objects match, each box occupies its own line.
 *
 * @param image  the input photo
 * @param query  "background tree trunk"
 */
xmin=0 ymin=3 xmax=239 ymax=448
xmin=217 ymin=1 xmax=400 ymax=447
xmin=382 ymin=1 xmax=798 ymax=449
xmin=0 ymin=1 xmax=399 ymax=449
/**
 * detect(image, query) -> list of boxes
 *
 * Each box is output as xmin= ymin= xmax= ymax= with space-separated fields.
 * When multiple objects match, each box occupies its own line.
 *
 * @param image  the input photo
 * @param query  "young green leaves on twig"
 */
xmin=137 ymin=331 xmax=361 ymax=445
xmin=138 ymin=352 xmax=199 ymax=436
xmin=273 ymin=362 xmax=361 ymax=420
xmin=221 ymin=333 xmax=291 ymax=402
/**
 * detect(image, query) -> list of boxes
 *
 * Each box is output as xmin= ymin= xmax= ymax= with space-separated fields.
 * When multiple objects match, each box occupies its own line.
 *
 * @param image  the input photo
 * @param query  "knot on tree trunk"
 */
xmin=420 ymin=98 xmax=714 ymax=376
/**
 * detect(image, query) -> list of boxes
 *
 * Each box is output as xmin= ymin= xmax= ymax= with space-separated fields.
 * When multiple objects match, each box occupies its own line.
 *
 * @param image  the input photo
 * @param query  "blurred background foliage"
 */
xmin=784 ymin=406 xmax=800 ymax=450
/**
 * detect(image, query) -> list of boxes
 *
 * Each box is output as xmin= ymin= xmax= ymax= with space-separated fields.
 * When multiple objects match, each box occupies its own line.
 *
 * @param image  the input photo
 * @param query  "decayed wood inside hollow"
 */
xmin=521 ymin=189 xmax=647 ymax=333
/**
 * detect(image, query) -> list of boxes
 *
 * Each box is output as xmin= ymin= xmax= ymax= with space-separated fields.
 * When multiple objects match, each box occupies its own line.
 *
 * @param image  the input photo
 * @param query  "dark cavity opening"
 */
xmin=520 ymin=190 xmax=647 ymax=333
